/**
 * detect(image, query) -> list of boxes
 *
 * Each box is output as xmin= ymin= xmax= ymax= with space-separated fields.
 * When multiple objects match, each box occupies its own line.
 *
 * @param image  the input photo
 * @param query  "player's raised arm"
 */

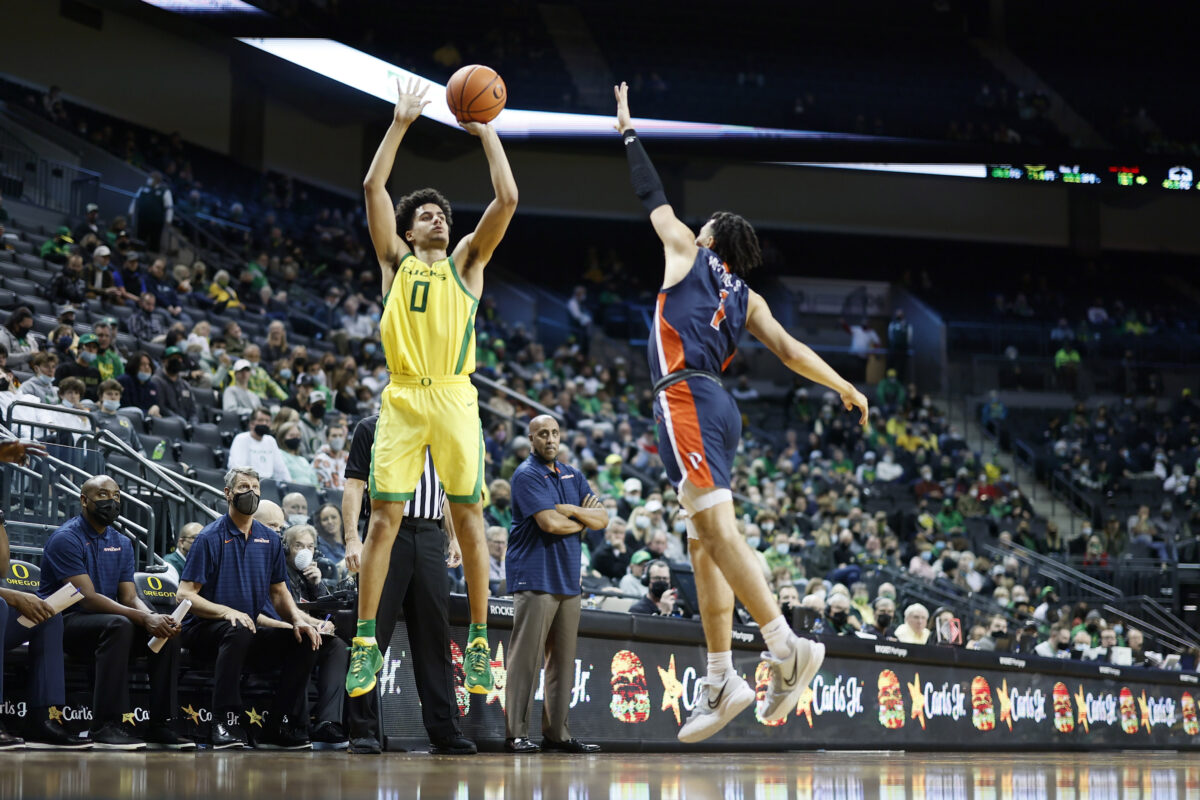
xmin=454 ymin=122 xmax=518 ymax=283
xmin=364 ymin=77 xmax=431 ymax=270
xmin=745 ymin=290 xmax=870 ymax=426
xmin=614 ymin=82 xmax=696 ymax=285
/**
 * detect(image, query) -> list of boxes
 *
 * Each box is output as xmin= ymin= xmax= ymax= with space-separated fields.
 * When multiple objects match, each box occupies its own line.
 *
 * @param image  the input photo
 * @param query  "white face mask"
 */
xmin=286 ymin=513 xmax=308 ymax=527
xmin=635 ymin=516 xmax=650 ymax=530
xmin=293 ymin=548 xmax=313 ymax=570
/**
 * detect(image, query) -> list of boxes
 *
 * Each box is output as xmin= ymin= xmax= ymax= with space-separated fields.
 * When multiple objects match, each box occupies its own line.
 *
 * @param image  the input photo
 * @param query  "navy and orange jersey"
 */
xmin=648 ymin=247 xmax=749 ymax=384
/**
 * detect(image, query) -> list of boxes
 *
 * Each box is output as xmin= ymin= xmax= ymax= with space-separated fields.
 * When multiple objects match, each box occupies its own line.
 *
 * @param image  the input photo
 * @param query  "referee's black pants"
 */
xmin=348 ymin=517 xmax=462 ymax=744
xmin=61 ymin=611 xmax=180 ymax=727
xmin=182 ymin=620 xmax=320 ymax=727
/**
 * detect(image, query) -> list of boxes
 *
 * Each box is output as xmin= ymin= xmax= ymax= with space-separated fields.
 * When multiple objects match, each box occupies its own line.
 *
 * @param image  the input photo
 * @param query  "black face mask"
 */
xmin=253 ymin=424 xmax=271 ymax=437
xmin=310 ymin=405 xmax=326 ymax=421
xmin=165 ymin=359 xmax=182 ymax=375
xmin=831 ymin=611 xmax=849 ymax=626
xmin=875 ymin=613 xmax=893 ymax=629
xmin=88 ymin=498 xmax=121 ymax=526
xmin=492 ymin=497 xmax=510 ymax=510
xmin=232 ymin=489 xmax=260 ymax=515
xmin=1085 ymin=622 xmax=1099 ymax=635
xmin=1058 ymin=640 xmax=1072 ymax=651
xmin=56 ymin=335 xmax=74 ymax=352
xmin=649 ymin=579 xmax=670 ymax=598
xmin=780 ymin=602 xmax=795 ymax=617
xmin=284 ymin=437 xmax=302 ymax=451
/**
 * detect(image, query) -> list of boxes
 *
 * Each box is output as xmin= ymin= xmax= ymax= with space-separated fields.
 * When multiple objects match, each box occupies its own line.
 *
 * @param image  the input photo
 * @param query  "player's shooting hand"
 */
xmin=393 ymin=76 xmax=431 ymax=127
xmin=613 ymin=82 xmax=632 ymax=133
xmin=0 ymin=440 xmax=47 ymax=465
xmin=840 ymin=385 xmax=870 ymax=428
xmin=460 ymin=121 xmax=493 ymax=138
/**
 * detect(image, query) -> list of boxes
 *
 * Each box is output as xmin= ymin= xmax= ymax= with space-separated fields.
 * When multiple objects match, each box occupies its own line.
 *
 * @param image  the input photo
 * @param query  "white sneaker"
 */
xmin=756 ymin=636 xmax=825 ymax=724
xmin=678 ymin=673 xmax=755 ymax=743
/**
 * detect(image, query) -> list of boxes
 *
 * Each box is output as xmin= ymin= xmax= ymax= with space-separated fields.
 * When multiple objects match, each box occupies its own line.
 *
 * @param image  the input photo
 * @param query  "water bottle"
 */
xmin=152 ymin=441 xmax=166 ymax=461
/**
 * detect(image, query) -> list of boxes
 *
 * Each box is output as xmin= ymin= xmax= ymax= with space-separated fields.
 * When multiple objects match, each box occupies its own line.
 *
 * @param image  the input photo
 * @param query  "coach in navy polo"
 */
xmin=178 ymin=467 xmax=321 ymax=751
xmin=503 ymin=414 xmax=607 ymax=754
xmin=39 ymin=475 xmax=192 ymax=751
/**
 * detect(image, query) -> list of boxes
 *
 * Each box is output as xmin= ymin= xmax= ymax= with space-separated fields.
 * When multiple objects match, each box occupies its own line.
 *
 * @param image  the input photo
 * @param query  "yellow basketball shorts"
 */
xmin=369 ymin=375 xmax=484 ymax=503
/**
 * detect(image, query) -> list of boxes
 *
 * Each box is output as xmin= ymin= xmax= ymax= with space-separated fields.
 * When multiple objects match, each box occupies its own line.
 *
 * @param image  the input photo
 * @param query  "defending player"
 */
xmin=613 ymin=82 xmax=869 ymax=741
xmin=347 ymin=77 xmax=518 ymax=698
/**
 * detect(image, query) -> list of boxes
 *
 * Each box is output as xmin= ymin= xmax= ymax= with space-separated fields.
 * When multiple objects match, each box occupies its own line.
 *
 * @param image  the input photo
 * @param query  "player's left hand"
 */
xmin=460 ymin=121 xmax=492 ymax=138
xmin=446 ymin=535 xmax=463 ymax=568
xmin=613 ymin=82 xmax=632 ymax=133
xmin=840 ymin=384 xmax=870 ymax=428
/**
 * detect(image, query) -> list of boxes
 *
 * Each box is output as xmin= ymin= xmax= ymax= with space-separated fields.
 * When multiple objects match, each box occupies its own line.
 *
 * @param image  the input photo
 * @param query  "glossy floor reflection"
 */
xmin=0 ymin=750 xmax=1196 ymax=799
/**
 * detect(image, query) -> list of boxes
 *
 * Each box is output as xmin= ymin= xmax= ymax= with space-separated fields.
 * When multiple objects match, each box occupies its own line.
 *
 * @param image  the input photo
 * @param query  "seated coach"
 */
xmin=39 ymin=475 xmax=193 ymax=751
xmin=177 ymin=467 xmax=321 ymax=750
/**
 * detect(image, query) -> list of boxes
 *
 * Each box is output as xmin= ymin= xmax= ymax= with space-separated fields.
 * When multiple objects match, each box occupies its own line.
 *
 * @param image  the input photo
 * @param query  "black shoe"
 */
xmin=0 ymin=721 xmax=24 ymax=750
xmin=91 ymin=722 xmax=147 ymax=751
xmin=541 ymin=737 xmax=601 ymax=754
xmin=310 ymin=721 xmax=348 ymax=751
xmin=429 ymin=734 xmax=477 ymax=755
xmin=209 ymin=722 xmax=248 ymax=750
xmin=504 ymin=737 xmax=541 ymax=754
xmin=145 ymin=723 xmax=197 ymax=751
xmin=24 ymin=719 xmax=92 ymax=750
xmin=254 ymin=724 xmax=311 ymax=750
xmin=348 ymin=737 xmax=382 ymax=755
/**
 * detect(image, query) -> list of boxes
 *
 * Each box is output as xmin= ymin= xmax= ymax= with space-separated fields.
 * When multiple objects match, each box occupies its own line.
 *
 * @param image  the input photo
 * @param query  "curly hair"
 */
xmin=394 ymin=188 xmax=453 ymax=236
xmin=707 ymin=211 xmax=762 ymax=278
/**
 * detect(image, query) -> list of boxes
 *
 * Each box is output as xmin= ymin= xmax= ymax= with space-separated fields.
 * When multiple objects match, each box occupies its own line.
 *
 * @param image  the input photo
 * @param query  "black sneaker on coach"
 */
xmin=145 ymin=723 xmax=197 ymax=751
xmin=429 ymin=734 xmax=477 ymax=755
xmin=310 ymin=721 xmax=349 ymax=751
xmin=0 ymin=720 xmax=24 ymax=749
xmin=348 ymin=736 xmax=382 ymax=755
xmin=541 ymin=737 xmax=601 ymax=754
xmin=91 ymin=722 xmax=147 ymax=751
xmin=254 ymin=723 xmax=311 ymax=750
xmin=24 ymin=719 xmax=93 ymax=750
xmin=209 ymin=722 xmax=248 ymax=750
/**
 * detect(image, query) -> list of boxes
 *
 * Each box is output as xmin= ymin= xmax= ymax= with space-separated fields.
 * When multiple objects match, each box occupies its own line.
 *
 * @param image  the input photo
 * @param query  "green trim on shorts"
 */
xmin=368 ymin=423 xmax=414 ymax=501
xmin=446 ymin=424 xmax=484 ymax=504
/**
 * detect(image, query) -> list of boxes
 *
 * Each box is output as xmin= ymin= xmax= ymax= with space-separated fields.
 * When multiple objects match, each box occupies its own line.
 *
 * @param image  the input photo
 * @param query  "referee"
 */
xmin=342 ymin=414 xmax=475 ymax=756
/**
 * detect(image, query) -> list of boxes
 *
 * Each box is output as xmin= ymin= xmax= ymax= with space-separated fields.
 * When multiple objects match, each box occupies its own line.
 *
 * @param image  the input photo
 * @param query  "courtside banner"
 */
xmin=376 ymin=597 xmax=1200 ymax=751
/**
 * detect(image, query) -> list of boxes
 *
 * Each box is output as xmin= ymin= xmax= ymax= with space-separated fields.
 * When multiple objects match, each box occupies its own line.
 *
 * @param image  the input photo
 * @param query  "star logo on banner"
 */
xmin=657 ymin=654 xmax=685 ymax=725
xmin=1138 ymin=691 xmax=1152 ymax=734
xmin=998 ymin=679 xmax=1014 ymax=731
xmin=181 ymin=705 xmax=201 ymax=725
xmin=795 ymin=686 xmax=814 ymax=727
xmin=246 ymin=708 xmax=265 ymax=727
xmin=1074 ymin=686 xmax=1089 ymax=733
xmin=121 ymin=712 xmax=136 ymax=726
xmin=48 ymin=707 xmax=64 ymax=723
xmin=907 ymin=672 xmax=926 ymax=729
xmin=486 ymin=642 xmax=508 ymax=712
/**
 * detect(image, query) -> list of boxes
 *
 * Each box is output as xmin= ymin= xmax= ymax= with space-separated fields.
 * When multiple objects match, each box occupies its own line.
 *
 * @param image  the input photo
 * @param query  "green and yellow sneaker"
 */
xmin=346 ymin=637 xmax=384 ymax=698
xmin=464 ymin=637 xmax=494 ymax=695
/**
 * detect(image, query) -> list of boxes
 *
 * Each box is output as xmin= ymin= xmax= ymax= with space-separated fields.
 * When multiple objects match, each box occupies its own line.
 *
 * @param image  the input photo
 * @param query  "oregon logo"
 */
xmin=10 ymin=564 xmax=29 ymax=580
xmin=146 ymin=576 xmax=163 ymax=591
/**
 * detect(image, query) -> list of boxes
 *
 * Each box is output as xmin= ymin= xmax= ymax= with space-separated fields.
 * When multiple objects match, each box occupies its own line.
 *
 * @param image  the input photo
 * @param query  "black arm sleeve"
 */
xmin=622 ymin=129 xmax=669 ymax=214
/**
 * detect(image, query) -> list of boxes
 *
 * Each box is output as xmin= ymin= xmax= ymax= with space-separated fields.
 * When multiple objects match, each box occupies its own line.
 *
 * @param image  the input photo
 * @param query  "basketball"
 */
xmin=446 ymin=64 xmax=507 ymax=124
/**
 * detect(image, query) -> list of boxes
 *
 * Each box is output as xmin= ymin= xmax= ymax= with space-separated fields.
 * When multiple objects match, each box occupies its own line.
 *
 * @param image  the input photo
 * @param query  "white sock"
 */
xmin=706 ymin=651 xmax=733 ymax=685
xmin=761 ymin=615 xmax=794 ymax=660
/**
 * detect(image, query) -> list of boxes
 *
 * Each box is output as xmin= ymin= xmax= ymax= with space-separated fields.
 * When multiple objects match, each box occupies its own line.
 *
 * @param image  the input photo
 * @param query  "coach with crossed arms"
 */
xmin=504 ymin=414 xmax=606 ymax=754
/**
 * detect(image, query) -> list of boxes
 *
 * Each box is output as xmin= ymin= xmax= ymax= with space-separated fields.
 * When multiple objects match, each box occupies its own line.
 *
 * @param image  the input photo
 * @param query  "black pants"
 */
xmin=182 ymin=620 xmax=320 ymax=727
xmin=61 ymin=612 xmax=179 ymax=726
xmin=313 ymin=635 xmax=348 ymax=728
xmin=348 ymin=517 xmax=461 ymax=743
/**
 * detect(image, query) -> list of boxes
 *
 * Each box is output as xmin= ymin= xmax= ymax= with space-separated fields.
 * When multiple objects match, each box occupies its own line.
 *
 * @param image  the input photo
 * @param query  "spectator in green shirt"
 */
xmin=764 ymin=531 xmax=803 ymax=581
xmin=935 ymin=498 xmax=965 ymax=534
xmin=39 ymin=226 xmax=75 ymax=265
xmin=93 ymin=320 xmax=125 ymax=381
xmin=1054 ymin=344 xmax=1081 ymax=391
xmin=597 ymin=453 xmax=625 ymax=498
xmin=876 ymin=368 xmax=906 ymax=414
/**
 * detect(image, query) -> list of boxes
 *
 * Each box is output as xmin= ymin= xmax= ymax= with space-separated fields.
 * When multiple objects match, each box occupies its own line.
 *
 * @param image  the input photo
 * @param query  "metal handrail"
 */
xmin=471 ymin=372 xmax=563 ymax=425
xmin=986 ymin=540 xmax=1120 ymax=600
xmin=1100 ymin=605 xmax=1193 ymax=654
xmin=97 ymin=429 xmax=218 ymax=520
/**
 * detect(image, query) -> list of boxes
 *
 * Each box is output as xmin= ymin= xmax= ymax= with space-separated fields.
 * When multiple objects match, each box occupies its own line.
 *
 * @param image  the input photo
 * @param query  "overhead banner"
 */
xmin=377 ymin=601 xmax=1200 ymax=751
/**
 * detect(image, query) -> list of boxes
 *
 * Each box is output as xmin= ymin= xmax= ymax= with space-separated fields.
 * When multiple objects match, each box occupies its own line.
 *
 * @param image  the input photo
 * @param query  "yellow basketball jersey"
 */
xmin=381 ymin=253 xmax=478 ymax=377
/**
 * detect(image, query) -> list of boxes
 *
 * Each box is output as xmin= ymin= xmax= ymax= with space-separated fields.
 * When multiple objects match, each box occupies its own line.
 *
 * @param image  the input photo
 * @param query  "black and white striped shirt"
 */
xmin=345 ymin=415 xmax=445 ymax=521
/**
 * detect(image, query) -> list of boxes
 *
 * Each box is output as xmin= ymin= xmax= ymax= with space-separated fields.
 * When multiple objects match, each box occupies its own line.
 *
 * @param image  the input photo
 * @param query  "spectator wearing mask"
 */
xmin=47 ymin=254 xmax=88 ymax=306
xmin=177 ymin=467 xmax=322 ymax=749
xmin=486 ymin=526 xmax=507 ymax=584
xmin=152 ymin=347 xmax=198 ymax=423
xmin=278 ymin=425 xmax=319 ymax=486
xmin=242 ymin=344 xmax=287 ymax=402
xmin=629 ymin=560 xmax=680 ymax=617
xmin=280 ymin=493 xmax=311 ymax=530
xmin=312 ymin=423 xmax=350 ymax=490
xmin=297 ymin=396 xmax=328 ymax=458
xmin=617 ymin=477 xmax=643 ymax=520
xmin=111 ymin=252 xmax=146 ymax=306
xmin=163 ymin=522 xmax=202 ymax=577
xmin=227 ymin=408 xmax=289 ymax=481
xmin=876 ymin=450 xmax=904 ymax=482
xmin=223 ymin=360 xmax=263 ymax=415
xmin=93 ymin=380 xmax=143 ymax=453
xmin=591 ymin=517 xmax=633 ymax=582
xmin=850 ymin=583 xmax=875 ymax=627
xmin=19 ymin=352 xmax=59 ymax=404
xmin=895 ymin=603 xmax=931 ymax=644
xmin=823 ymin=593 xmax=859 ymax=636
xmin=1034 ymin=625 xmax=1073 ymax=659
xmin=764 ymin=532 xmax=802 ymax=582
xmin=39 ymin=226 xmax=74 ymax=265
xmin=283 ymin=372 xmax=316 ymax=416
xmin=863 ymin=596 xmax=896 ymax=638
xmin=38 ymin=475 xmax=192 ymax=750
xmin=484 ymin=479 xmax=513 ymax=530
xmin=116 ymin=352 xmax=162 ymax=418
xmin=83 ymin=246 xmax=120 ymax=302
xmin=92 ymin=322 xmax=124 ymax=382
xmin=0 ymin=307 xmax=39 ymax=370
xmin=143 ymin=258 xmax=188 ymax=323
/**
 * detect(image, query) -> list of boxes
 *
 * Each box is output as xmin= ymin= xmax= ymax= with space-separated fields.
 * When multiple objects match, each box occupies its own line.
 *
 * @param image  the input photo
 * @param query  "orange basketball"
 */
xmin=446 ymin=64 xmax=507 ymax=124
